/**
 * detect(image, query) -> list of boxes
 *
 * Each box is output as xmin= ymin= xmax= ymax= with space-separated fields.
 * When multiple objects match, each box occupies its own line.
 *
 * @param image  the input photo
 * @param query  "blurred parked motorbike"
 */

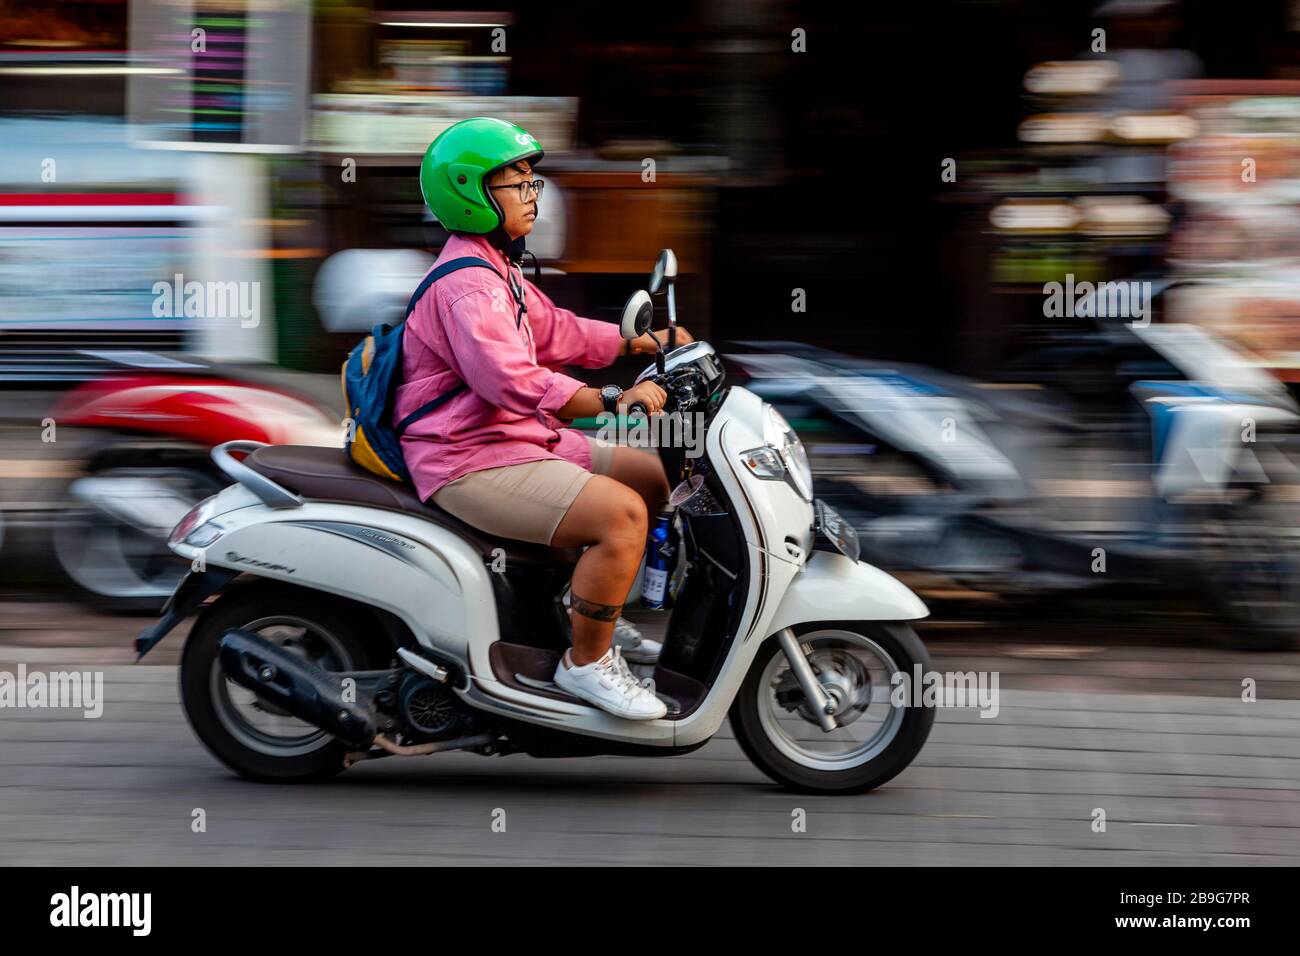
xmin=732 ymin=293 xmax=1300 ymax=649
xmin=48 ymin=352 xmax=342 ymax=610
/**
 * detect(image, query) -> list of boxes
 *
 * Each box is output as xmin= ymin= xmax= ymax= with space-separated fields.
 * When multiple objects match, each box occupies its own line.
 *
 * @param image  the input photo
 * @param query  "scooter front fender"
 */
xmin=765 ymin=550 xmax=928 ymax=632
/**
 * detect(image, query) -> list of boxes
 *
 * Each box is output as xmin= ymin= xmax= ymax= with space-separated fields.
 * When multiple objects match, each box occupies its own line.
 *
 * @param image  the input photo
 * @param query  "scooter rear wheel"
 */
xmin=180 ymin=585 xmax=381 ymax=782
xmin=730 ymin=622 xmax=935 ymax=794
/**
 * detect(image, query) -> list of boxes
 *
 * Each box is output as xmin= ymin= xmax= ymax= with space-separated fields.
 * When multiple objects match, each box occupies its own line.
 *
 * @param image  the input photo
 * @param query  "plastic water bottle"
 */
xmin=641 ymin=508 xmax=673 ymax=609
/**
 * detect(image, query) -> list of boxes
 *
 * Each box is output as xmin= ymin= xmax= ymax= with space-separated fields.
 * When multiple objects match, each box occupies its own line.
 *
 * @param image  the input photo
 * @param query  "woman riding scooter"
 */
xmin=398 ymin=117 xmax=693 ymax=720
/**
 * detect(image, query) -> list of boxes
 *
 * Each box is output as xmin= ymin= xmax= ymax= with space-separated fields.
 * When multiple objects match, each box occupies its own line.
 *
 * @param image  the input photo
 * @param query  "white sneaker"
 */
xmin=613 ymin=618 xmax=662 ymax=664
xmin=554 ymin=649 xmax=667 ymax=720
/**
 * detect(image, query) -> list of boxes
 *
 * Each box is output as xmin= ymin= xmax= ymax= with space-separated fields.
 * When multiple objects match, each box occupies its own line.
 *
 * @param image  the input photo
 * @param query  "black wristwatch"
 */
xmin=600 ymin=384 xmax=623 ymax=414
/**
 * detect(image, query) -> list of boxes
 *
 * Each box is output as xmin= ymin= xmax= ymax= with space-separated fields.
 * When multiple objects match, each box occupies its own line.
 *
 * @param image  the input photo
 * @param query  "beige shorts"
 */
xmin=431 ymin=436 xmax=617 ymax=545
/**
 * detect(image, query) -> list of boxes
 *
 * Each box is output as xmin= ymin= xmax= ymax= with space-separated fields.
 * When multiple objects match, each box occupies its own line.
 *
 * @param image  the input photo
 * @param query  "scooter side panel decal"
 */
xmin=178 ymin=500 xmax=500 ymax=675
xmin=280 ymin=520 xmax=423 ymax=568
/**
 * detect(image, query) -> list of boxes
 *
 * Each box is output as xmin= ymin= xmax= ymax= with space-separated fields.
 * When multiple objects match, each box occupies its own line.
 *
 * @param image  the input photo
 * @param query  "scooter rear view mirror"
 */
xmin=648 ymin=248 xmax=677 ymax=295
xmin=620 ymin=290 xmax=654 ymax=340
xmin=648 ymin=249 xmax=679 ymax=350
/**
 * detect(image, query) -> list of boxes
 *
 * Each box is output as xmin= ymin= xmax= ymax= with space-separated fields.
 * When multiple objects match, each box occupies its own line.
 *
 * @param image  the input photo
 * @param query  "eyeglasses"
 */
xmin=489 ymin=179 xmax=545 ymax=203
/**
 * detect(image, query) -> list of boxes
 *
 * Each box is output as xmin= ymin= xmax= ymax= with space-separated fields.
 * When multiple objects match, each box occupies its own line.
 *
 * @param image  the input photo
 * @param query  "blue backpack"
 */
xmin=342 ymin=256 xmax=503 ymax=483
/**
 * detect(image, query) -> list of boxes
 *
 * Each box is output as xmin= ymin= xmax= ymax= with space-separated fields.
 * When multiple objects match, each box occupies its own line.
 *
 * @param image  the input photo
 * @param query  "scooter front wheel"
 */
xmin=730 ymin=622 xmax=935 ymax=794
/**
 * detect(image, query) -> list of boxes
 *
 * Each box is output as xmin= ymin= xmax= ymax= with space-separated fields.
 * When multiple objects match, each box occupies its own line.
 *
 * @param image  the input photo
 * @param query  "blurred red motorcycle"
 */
xmin=49 ymin=357 xmax=342 ymax=610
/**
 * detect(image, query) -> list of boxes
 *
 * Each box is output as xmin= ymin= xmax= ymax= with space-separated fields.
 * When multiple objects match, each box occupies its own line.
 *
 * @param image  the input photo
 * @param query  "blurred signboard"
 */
xmin=1168 ymin=82 xmax=1300 ymax=379
xmin=310 ymin=94 xmax=577 ymax=159
xmin=0 ymin=192 xmax=205 ymax=331
xmin=0 ymin=118 xmax=274 ymax=364
xmin=127 ymin=0 xmax=311 ymax=152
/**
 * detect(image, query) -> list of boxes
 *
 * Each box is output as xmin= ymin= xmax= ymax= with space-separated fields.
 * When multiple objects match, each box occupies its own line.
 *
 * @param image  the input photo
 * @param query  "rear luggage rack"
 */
xmin=211 ymin=440 xmax=303 ymax=509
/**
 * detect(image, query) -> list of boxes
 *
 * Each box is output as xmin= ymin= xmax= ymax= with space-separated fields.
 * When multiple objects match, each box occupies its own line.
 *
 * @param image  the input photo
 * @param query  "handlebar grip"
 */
xmin=628 ymin=401 xmax=648 ymax=417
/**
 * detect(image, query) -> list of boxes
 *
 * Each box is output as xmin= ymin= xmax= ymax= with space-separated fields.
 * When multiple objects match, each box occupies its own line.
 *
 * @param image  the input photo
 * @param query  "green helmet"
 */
xmin=419 ymin=117 xmax=544 ymax=234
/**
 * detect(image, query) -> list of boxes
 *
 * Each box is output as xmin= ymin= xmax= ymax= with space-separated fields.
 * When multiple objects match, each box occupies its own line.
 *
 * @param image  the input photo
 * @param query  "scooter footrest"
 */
xmin=513 ymin=673 xmax=681 ymax=715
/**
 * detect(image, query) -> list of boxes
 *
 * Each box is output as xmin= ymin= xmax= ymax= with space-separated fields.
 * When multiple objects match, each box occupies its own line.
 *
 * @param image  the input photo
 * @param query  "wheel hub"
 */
xmin=757 ymin=628 xmax=910 ymax=774
xmin=776 ymin=648 xmax=872 ymax=728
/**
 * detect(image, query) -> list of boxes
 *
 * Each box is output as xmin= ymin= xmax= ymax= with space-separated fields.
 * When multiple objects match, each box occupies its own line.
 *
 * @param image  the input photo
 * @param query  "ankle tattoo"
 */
xmin=570 ymin=593 xmax=623 ymax=623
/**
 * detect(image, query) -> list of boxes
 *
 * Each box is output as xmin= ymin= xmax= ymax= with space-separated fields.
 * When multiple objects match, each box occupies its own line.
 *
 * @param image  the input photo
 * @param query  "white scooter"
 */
xmin=138 ymin=250 xmax=935 ymax=794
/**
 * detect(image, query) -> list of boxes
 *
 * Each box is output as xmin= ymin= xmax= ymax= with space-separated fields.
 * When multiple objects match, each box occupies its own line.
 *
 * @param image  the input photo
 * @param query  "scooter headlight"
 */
xmin=764 ymin=405 xmax=813 ymax=501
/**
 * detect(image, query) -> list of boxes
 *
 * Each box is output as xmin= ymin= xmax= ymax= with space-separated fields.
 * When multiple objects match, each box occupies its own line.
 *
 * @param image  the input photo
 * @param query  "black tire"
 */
xmin=1198 ymin=505 xmax=1300 ymax=652
xmin=180 ymin=584 xmax=386 ymax=782
xmin=730 ymin=622 xmax=935 ymax=795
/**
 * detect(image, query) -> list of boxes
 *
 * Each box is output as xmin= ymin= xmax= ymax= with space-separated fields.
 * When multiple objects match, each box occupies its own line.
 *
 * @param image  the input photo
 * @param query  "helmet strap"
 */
xmin=481 ymin=155 xmax=539 ymax=264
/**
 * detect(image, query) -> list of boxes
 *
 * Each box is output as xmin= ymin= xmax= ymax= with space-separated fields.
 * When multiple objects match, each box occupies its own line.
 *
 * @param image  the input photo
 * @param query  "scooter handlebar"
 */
xmin=625 ymin=373 xmax=671 ymax=418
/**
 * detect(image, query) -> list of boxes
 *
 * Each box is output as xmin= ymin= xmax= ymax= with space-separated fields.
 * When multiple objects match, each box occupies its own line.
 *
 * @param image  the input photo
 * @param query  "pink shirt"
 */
xmin=396 ymin=234 xmax=624 ymax=501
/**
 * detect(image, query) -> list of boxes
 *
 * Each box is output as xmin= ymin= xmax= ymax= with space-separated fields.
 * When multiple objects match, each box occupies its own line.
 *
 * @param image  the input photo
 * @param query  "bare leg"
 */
xmin=550 ymin=475 xmax=648 ymax=665
xmin=601 ymin=446 xmax=670 ymax=518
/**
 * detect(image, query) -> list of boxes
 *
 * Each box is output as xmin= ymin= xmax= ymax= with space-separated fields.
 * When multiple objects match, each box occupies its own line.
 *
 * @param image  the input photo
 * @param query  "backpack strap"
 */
xmin=404 ymin=255 xmax=502 ymax=319
xmin=396 ymin=255 xmax=501 ymax=435
xmin=396 ymin=381 xmax=468 ymax=434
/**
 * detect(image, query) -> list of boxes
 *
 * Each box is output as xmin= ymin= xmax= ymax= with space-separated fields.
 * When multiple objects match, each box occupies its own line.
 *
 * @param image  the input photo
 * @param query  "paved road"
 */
xmin=1 ymin=602 xmax=1297 ymax=865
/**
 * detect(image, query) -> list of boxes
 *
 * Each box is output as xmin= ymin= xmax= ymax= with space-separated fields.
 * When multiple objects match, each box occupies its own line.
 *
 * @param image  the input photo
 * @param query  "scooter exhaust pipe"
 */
xmin=217 ymin=628 xmax=377 ymax=748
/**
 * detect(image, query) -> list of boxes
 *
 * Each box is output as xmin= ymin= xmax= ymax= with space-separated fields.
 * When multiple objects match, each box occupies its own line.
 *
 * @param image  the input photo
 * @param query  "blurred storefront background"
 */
xmin=8 ymin=0 xmax=1300 ymax=626
xmin=1 ymin=0 xmax=1298 ymax=375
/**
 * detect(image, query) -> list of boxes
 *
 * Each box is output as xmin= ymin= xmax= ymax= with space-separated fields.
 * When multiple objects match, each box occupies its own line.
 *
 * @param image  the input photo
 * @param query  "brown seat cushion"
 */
xmin=244 ymin=445 xmax=581 ymax=566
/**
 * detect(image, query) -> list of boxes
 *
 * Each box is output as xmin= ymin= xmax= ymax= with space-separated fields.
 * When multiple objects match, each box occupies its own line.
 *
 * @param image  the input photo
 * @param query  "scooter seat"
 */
xmin=242 ymin=444 xmax=582 ymax=566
